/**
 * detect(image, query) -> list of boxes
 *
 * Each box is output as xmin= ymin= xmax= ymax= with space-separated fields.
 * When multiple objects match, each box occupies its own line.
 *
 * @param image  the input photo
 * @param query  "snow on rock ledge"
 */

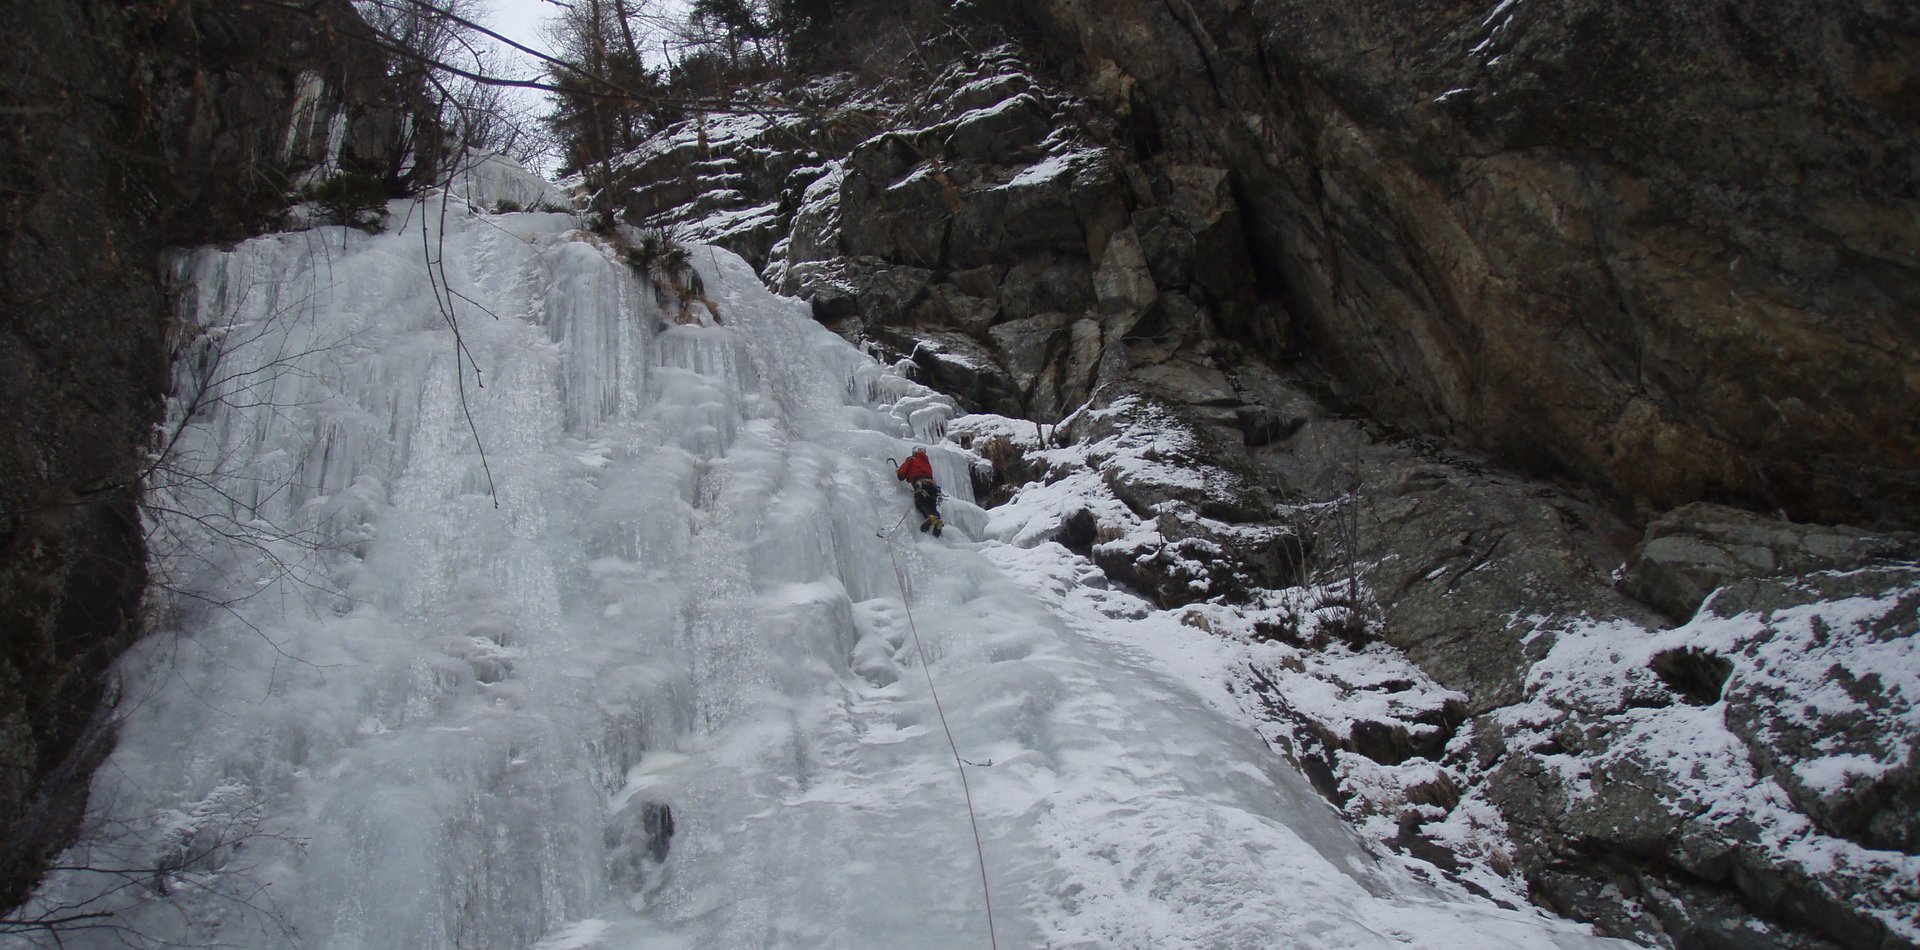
xmin=1475 ymin=567 xmax=1920 ymax=947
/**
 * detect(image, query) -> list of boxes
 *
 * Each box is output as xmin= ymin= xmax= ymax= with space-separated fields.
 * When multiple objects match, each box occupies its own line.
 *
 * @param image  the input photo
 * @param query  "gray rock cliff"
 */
xmin=1002 ymin=0 xmax=1919 ymax=531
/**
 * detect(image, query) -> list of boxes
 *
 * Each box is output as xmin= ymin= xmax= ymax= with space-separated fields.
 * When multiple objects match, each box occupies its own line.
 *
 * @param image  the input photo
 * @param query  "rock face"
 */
xmin=1486 ymin=562 xmax=1920 ymax=949
xmin=621 ymin=2 xmax=1919 ymax=532
xmin=612 ymin=49 xmax=1282 ymax=429
xmin=999 ymin=0 xmax=1920 ymax=531
xmin=1623 ymin=502 xmax=1920 ymax=622
xmin=0 ymin=0 xmax=401 ymax=911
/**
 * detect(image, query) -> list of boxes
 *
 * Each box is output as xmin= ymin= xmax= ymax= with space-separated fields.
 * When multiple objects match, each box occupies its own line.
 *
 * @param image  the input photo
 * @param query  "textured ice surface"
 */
xmin=11 ymin=189 xmax=1630 ymax=949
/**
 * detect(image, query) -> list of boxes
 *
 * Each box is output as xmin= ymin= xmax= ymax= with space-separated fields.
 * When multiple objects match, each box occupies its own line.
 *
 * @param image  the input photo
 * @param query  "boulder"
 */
xmin=1483 ymin=563 xmax=1920 ymax=948
xmin=1088 ymin=507 xmax=1307 ymax=609
xmin=852 ymin=264 xmax=935 ymax=328
xmin=1133 ymin=208 xmax=1196 ymax=291
xmin=870 ymin=327 xmax=1023 ymax=417
xmin=944 ymin=93 xmax=1053 ymax=165
xmin=839 ymin=158 xmax=952 ymax=265
xmin=1068 ymin=155 xmax=1134 ymax=263
xmin=1065 ymin=387 xmax=1275 ymax=522
xmin=1161 ymin=165 xmax=1252 ymax=307
xmin=1120 ymin=292 xmax=1208 ymax=365
xmin=1621 ymin=502 xmax=1920 ymax=621
xmin=997 ymin=251 xmax=1094 ymax=322
xmin=1715 ymin=570 xmax=1920 ymax=855
xmin=988 ymin=312 xmax=1074 ymax=409
xmin=949 ymin=162 xmax=1087 ymax=267
xmin=911 ymin=283 xmax=1000 ymax=336
xmin=1060 ymin=318 xmax=1104 ymax=414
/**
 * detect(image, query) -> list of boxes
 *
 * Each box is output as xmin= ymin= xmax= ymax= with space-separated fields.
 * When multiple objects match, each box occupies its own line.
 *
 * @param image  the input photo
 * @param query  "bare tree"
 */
xmin=1298 ymin=422 xmax=1380 ymax=641
xmin=541 ymin=0 xmax=685 ymax=176
xmin=447 ymin=77 xmax=551 ymax=169
xmin=0 ymin=780 xmax=305 ymax=949
xmin=140 ymin=263 xmax=369 ymax=624
xmin=0 ymin=256 xmax=370 ymax=947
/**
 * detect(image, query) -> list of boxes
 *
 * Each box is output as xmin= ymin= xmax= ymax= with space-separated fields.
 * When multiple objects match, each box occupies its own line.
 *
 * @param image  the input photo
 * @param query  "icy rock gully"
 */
xmin=10 ymin=182 xmax=1629 ymax=949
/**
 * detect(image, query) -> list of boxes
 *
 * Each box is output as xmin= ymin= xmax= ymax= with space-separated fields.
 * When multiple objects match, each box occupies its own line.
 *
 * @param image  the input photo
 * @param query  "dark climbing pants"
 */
xmin=913 ymin=481 xmax=941 ymax=520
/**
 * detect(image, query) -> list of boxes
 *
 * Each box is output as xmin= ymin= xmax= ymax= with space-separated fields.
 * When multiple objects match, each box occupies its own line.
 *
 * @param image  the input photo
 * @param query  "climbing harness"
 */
xmin=883 ymin=532 xmax=1000 ymax=949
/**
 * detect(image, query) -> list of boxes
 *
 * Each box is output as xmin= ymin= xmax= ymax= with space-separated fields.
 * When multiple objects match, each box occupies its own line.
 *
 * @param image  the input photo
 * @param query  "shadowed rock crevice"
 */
xmin=1647 ymin=647 xmax=1732 ymax=707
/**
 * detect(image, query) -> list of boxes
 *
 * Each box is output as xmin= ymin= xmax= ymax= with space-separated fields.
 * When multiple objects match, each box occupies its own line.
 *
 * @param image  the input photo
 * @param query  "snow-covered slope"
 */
xmin=8 ymin=183 xmax=1629 ymax=949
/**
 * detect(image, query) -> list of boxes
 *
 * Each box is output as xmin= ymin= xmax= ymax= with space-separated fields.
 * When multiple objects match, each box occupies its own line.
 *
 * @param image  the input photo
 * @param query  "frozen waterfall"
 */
xmin=8 ymin=184 xmax=1630 ymax=949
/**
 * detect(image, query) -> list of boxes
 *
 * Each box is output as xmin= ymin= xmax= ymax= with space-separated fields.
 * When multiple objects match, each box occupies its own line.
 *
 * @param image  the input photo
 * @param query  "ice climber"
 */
xmin=895 ymin=447 xmax=945 ymax=537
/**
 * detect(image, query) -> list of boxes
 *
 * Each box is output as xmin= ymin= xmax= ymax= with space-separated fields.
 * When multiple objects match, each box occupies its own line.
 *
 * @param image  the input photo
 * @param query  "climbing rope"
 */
xmin=884 ymin=532 xmax=1000 ymax=950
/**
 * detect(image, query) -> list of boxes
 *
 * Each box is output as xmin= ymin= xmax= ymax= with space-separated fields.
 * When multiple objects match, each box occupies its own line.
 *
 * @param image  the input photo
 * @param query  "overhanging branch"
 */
xmin=256 ymin=0 xmax=806 ymax=116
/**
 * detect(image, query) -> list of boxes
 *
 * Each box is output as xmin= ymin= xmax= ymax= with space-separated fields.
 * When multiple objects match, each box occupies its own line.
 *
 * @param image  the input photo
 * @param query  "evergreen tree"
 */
xmin=542 ymin=0 xmax=679 ymax=178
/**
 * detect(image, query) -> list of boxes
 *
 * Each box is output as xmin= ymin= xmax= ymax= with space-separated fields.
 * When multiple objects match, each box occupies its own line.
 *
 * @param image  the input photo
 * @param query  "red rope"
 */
xmin=885 ymin=537 xmax=1000 ymax=950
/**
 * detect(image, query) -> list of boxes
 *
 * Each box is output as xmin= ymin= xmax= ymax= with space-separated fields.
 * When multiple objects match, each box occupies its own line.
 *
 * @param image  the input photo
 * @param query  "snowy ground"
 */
xmin=8 ymin=167 xmax=1632 ymax=948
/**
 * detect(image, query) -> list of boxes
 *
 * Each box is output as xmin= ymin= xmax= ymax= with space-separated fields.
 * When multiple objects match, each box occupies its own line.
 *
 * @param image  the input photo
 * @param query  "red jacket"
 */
xmin=896 ymin=453 xmax=933 ymax=483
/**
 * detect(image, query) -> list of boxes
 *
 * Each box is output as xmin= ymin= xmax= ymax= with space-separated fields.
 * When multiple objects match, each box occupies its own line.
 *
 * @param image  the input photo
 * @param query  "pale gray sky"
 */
xmin=477 ymin=0 xmax=700 ymax=74
xmin=482 ymin=0 xmax=562 ymax=55
xmin=471 ymin=0 xmax=693 ymax=172
xmin=470 ymin=0 xmax=565 ymax=168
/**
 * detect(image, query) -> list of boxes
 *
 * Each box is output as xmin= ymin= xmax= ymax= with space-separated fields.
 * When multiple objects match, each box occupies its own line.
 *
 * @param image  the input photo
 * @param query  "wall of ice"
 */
xmin=9 ymin=183 xmax=1630 ymax=949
